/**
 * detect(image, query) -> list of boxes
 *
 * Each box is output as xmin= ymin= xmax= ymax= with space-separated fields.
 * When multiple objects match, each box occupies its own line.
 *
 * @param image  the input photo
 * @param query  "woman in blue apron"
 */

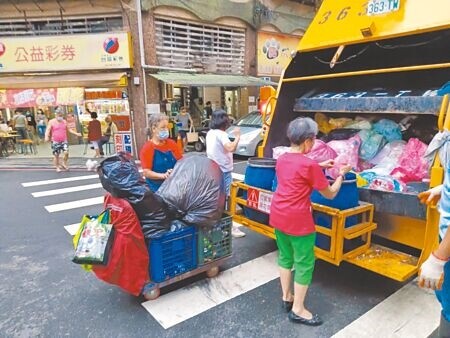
xmin=140 ymin=113 xmax=182 ymax=192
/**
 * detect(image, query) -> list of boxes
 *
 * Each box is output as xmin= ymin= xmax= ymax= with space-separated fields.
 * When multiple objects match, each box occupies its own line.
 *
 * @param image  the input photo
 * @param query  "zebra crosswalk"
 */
xmin=19 ymin=172 xmax=441 ymax=337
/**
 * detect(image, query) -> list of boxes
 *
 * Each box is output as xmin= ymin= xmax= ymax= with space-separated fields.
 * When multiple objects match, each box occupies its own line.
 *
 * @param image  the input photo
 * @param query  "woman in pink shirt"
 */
xmin=270 ymin=117 xmax=350 ymax=326
xmin=45 ymin=109 xmax=80 ymax=172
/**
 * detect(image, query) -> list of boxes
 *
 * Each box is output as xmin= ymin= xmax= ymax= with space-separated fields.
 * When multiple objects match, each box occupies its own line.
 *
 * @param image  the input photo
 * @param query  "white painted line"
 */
xmin=22 ymin=174 xmax=98 ymax=187
xmin=142 ymin=251 xmax=278 ymax=329
xmin=32 ymin=183 xmax=103 ymax=197
xmin=64 ymin=223 xmax=80 ymax=236
xmin=45 ymin=196 xmax=103 ymax=213
xmin=332 ymin=279 xmax=440 ymax=338
xmin=232 ymin=173 xmax=245 ymax=181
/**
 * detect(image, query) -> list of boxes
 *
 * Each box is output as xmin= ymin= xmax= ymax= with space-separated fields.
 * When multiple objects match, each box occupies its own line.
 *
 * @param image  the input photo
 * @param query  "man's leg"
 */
xmin=60 ymin=143 xmax=69 ymax=170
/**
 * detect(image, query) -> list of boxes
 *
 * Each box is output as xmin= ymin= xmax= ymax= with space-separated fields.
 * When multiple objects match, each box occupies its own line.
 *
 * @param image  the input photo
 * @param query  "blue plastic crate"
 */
xmin=149 ymin=226 xmax=197 ymax=283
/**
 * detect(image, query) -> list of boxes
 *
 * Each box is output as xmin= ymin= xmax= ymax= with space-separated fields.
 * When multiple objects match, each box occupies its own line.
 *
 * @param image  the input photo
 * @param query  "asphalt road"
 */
xmin=0 ymin=159 xmax=409 ymax=338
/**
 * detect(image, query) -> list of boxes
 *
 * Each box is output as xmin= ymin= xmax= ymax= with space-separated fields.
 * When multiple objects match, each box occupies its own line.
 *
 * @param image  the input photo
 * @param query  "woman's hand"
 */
xmin=161 ymin=169 xmax=173 ymax=179
xmin=418 ymin=185 xmax=442 ymax=205
xmin=232 ymin=127 xmax=241 ymax=138
xmin=319 ymin=159 xmax=334 ymax=168
xmin=338 ymin=165 xmax=352 ymax=177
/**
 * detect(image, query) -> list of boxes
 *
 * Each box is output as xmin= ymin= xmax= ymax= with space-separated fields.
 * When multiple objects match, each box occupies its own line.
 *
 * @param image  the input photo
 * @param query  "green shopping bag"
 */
xmin=72 ymin=210 xmax=114 ymax=267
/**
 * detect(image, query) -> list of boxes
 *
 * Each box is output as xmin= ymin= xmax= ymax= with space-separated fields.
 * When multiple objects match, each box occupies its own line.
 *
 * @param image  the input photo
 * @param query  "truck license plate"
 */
xmin=367 ymin=0 xmax=400 ymax=16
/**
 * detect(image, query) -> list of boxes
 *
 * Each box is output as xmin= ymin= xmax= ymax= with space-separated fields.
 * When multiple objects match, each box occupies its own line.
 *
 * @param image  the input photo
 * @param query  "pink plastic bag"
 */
xmin=305 ymin=139 xmax=337 ymax=163
xmin=327 ymin=135 xmax=361 ymax=178
xmin=390 ymin=138 xmax=431 ymax=183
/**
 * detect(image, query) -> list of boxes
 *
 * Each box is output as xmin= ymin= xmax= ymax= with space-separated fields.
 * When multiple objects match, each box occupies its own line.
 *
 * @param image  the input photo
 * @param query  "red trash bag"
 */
xmin=92 ymin=193 xmax=150 ymax=296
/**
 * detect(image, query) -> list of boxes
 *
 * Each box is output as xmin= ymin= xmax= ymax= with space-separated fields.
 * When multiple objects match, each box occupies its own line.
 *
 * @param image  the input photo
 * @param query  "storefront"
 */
xmin=0 ymin=32 xmax=133 ymax=148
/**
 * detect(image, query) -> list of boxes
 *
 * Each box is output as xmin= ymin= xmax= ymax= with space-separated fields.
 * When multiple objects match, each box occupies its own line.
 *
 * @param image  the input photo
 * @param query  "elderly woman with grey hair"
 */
xmin=270 ymin=117 xmax=351 ymax=326
xmin=139 ymin=113 xmax=182 ymax=192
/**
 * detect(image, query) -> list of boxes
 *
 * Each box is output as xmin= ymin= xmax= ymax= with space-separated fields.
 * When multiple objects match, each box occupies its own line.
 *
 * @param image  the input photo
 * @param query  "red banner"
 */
xmin=0 ymin=87 xmax=84 ymax=109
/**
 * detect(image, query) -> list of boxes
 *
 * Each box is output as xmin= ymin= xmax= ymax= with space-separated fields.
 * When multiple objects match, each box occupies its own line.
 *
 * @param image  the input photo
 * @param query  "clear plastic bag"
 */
xmin=272 ymin=146 xmax=291 ymax=159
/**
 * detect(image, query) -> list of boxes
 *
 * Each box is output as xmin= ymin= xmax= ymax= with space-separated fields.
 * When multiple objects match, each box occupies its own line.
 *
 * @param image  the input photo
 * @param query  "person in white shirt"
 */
xmin=206 ymin=109 xmax=245 ymax=238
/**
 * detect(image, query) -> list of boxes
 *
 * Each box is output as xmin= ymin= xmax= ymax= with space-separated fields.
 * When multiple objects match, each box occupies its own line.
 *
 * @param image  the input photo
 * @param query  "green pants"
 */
xmin=275 ymin=229 xmax=316 ymax=285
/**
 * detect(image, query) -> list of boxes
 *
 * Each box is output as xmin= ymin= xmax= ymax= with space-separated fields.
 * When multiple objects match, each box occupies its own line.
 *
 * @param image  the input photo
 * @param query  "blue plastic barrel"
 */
xmin=243 ymin=157 xmax=276 ymax=225
xmin=311 ymin=173 xmax=359 ymax=250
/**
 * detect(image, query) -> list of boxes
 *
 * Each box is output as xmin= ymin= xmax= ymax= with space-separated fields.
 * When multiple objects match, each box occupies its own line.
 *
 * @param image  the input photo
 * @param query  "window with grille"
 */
xmin=155 ymin=17 xmax=246 ymax=74
xmin=0 ymin=16 xmax=123 ymax=37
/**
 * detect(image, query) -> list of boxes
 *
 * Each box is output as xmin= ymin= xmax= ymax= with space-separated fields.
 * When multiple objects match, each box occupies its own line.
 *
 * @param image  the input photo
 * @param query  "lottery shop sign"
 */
xmin=247 ymin=187 xmax=273 ymax=214
xmin=0 ymin=32 xmax=132 ymax=73
xmin=114 ymin=132 xmax=133 ymax=154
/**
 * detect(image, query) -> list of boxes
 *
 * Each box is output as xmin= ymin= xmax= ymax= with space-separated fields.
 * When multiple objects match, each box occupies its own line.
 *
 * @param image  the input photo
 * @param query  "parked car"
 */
xmin=226 ymin=110 xmax=263 ymax=157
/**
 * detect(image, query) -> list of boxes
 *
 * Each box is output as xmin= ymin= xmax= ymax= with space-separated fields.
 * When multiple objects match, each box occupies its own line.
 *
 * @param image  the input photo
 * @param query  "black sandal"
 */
xmin=288 ymin=311 xmax=323 ymax=326
xmin=281 ymin=300 xmax=293 ymax=312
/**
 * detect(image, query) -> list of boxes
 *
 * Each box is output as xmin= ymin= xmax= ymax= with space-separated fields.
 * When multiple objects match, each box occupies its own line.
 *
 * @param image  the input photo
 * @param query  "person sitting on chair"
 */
xmin=98 ymin=114 xmax=118 ymax=156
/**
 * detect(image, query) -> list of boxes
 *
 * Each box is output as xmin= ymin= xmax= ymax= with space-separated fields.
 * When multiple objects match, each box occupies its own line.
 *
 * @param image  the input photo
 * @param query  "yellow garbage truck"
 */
xmin=230 ymin=0 xmax=450 ymax=282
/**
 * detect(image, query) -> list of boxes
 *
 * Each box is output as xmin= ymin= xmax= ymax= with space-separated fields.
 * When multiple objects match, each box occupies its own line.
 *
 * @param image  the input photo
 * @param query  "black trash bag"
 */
xmin=98 ymin=152 xmax=148 ymax=203
xmin=400 ymin=115 xmax=438 ymax=145
xmin=321 ymin=128 xmax=360 ymax=142
xmin=157 ymin=154 xmax=226 ymax=227
xmin=132 ymin=190 xmax=175 ymax=239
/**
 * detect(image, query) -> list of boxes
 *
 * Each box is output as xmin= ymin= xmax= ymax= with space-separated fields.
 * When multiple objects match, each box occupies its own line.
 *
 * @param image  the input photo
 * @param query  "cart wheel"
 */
xmin=206 ymin=266 xmax=219 ymax=278
xmin=194 ymin=141 xmax=204 ymax=152
xmin=143 ymin=287 xmax=160 ymax=300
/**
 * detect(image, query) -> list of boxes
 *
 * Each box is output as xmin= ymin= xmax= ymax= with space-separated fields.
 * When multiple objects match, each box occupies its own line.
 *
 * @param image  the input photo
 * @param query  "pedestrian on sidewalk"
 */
xmin=36 ymin=109 xmax=47 ymax=141
xmin=418 ymin=130 xmax=450 ymax=337
xmin=12 ymin=111 xmax=28 ymax=140
xmin=176 ymin=107 xmax=194 ymax=152
xmin=98 ymin=114 xmax=118 ymax=156
xmin=270 ymin=117 xmax=350 ymax=326
xmin=45 ymin=108 xmax=81 ymax=172
xmin=140 ymin=113 xmax=182 ymax=192
xmin=205 ymin=109 xmax=245 ymax=238
xmin=88 ymin=112 xmax=102 ymax=158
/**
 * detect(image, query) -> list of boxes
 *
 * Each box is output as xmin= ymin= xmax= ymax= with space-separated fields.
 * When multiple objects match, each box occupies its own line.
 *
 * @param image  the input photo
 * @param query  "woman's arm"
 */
xmin=318 ymin=165 xmax=352 ymax=199
xmin=143 ymin=168 xmax=171 ymax=180
xmin=223 ymin=127 xmax=240 ymax=152
xmin=45 ymin=121 xmax=52 ymax=141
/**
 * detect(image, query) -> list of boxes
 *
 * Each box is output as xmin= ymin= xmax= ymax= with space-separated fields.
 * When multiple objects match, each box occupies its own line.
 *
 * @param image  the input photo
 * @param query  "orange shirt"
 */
xmin=140 ymin=139 xmax=182 ymax=170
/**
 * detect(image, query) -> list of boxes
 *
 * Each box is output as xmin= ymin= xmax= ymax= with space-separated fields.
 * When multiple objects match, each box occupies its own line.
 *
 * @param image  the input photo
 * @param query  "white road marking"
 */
xmin=45 ymin=196 xmax=103 ymax=213
xmin=22 ymin=174 xmax=98 ymax=187
xmin=32 ymin=183 xmax=102 ymax=197
xmin=232 ymin=173 xmax=245 ymax=181
xmin=64 ymin=223 xmax=80 ymax=236
xmin=142 ymin=251 xmax=278 ymax=329
xmin=332 ymin=279 xmax=440 ymax=338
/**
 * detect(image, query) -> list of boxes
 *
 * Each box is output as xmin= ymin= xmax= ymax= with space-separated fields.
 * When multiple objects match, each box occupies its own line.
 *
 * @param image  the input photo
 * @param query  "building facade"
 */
xmin=0 ymin=0 xmax=316 ymax=156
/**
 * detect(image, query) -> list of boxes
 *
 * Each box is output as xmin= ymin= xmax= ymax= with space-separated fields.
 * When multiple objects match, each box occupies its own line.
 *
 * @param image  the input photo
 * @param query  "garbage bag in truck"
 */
xmin=157 ymin=155 xmax=226 ymax=227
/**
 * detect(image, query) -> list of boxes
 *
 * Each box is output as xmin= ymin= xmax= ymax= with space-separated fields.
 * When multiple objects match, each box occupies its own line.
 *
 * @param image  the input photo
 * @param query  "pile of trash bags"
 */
xmin=98 ymin=152 xmax=226 ymax=239
xmin=274 ymin=114 xmax=437 ymax=193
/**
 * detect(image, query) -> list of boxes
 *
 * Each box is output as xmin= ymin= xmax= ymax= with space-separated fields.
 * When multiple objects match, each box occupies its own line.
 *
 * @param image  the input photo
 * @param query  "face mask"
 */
xmin=56 ymin=116 xmax=63 ymax=121
xmin=158 ymin=130 xmax=169 ymax=140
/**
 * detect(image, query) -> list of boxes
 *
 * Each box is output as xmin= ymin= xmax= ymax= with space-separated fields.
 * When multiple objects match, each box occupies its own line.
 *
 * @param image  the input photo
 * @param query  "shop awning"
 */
xmin=149 ymin=72 xmax=277 ymax=87
xmin=0 ymin=72 xmax=128 ymax=89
